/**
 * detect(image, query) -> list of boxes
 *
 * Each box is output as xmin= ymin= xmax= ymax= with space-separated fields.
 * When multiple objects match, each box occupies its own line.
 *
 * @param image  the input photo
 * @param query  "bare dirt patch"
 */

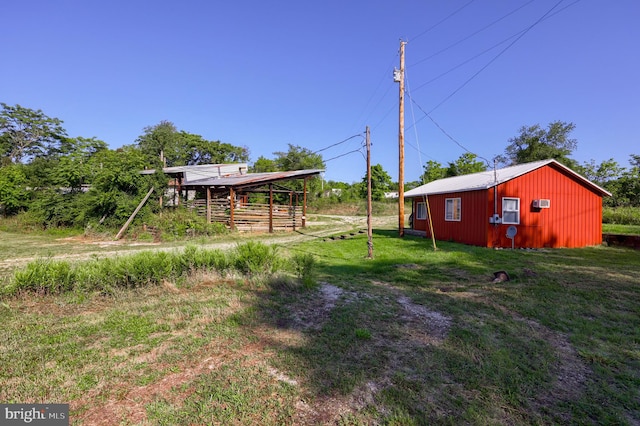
xmin=68 ymin=272 xmax=589 ymax=425
xmin=279 ymin=280 xmax=453 ymax=423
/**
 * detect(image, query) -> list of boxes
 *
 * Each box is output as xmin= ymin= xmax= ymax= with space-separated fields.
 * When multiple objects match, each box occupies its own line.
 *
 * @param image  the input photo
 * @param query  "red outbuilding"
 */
xmin=405 ymin=159 xmax=611 ymax=248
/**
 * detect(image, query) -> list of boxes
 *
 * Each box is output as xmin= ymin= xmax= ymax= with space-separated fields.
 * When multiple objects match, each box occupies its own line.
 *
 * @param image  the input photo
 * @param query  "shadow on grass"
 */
xmin=238 ymin=230 xmax=640 ymax=424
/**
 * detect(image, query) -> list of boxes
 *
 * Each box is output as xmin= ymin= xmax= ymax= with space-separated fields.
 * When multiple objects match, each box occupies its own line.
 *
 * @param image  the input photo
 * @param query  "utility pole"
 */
xmin=394 ymin=40 xmax=407 ymax=237
xmin=366 ymin=126 xmax=373 ymax=258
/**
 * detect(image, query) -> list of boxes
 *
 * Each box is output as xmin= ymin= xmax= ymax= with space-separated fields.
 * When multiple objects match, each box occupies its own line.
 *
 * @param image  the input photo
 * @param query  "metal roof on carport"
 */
xmin=182 ymin=169 xmax=324 ymax=190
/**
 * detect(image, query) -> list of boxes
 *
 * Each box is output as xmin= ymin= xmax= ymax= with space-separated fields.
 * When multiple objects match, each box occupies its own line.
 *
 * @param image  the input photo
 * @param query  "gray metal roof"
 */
xmin=140 ymin=163 xmax=248 ymax=181
xmin=405 ymin=159 xmax=611 ymax=197
xmin=183 ymin=169 xmax=324 ymax=189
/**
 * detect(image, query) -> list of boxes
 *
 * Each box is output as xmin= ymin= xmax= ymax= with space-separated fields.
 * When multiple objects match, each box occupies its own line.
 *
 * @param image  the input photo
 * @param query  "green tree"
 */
xmin=81 ymin=146 xmax=160 ymax=227
xmin=58 ymin=136 xmax=108 ymax=159
xmin=612 ymin=155 xmax=640 ymax=207
xmin=136 ymin=121 xmax=248 ymax=167
xmin=270 ymin=144 xmax=325 ymax=200
xmin=361 ymin=164 xmax=393 ymax=201
xmin=405 ymin=180 xmax=422 ymax=191
xmin=420 ymin=160 xmax=446 ymax=183
xmin=55 ymin=137 xmax=109 ymax=191
xmin=500 ymin=121 xmax=578 ymax=167
xmin=136 ymin=121 xmax=181 ymax=167
xmin=250 ymin=156 xmax=278 ymax=173
xmin=0 ymin=164 xmax=29 ymax=216
xmin=579 ymin=158 xmax=624 ymax=186
xmin=445 ymin=153 xmax=487 ymax=177
xmin=181 ymin=131 xmax=249 ymax=165
xmin=0 ymin=103 xmax=67 ymax=164
xmin=273 ymin=144 xmax=325 ymax=171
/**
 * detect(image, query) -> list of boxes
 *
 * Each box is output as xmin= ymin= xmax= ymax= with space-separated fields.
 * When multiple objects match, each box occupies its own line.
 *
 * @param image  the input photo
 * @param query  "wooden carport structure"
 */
xmin=140 ymin=163 xmax=249 ymax=207
xmin=182 ymin=169 xmax=324 ymax=232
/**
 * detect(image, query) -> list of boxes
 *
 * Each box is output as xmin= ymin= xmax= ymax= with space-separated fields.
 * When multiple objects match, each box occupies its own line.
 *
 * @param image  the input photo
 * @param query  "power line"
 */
xmin=427 ymin=0 xmax=573 ymax=114
xmin=407 ymin=91 xmax=474 ymax=155
xmin=409 ymin=0 xmax=582 ymax=100
xmin=324 ymin=148 xmax=365 ymax=163
xmin=409 ymin=0 xmax=536 ymax=67
xmin=406 ymin=78 xmax=495 ymax=167
xmin=352 ymin=55 xmax=398 ymax=133
xmin=410 ymin=0 xmax=478 ymax=42
xmin=373 ymin=1 xmax=582 ymax=139
xmin=410 ymin=35 xmax=516 ymax=94
xmin=312 ymin=133 xmax=364 ymax=155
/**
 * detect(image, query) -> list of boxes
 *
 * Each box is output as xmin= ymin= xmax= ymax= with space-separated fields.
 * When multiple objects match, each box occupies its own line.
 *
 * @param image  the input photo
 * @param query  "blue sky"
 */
xmin=2 ymin=0 xmax=638 ymax=183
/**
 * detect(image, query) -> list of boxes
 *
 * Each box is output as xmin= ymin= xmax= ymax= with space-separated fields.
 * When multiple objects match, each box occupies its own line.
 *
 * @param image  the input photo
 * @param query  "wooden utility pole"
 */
xmin=366 ymin=126 xmax=373 ymax=258
xmin=396 ymin=40 xmax=407 ymax=237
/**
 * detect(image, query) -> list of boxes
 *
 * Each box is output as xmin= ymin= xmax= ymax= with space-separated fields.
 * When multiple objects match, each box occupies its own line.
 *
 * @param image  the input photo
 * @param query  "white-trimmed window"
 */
xmin=416 ymin=202 xmax=427 ymax=220
xmin=502 ymin=197 xmax=520 ymax=224
xmin=445 ymin=198 xmax=461 ymax=221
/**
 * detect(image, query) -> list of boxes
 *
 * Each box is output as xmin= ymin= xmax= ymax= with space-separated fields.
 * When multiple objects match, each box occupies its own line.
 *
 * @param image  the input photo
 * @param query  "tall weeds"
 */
xmin=603 ymin=206 xmax=640 ymax=225
xmin=2 ymin=242 xmax=315 ymax=296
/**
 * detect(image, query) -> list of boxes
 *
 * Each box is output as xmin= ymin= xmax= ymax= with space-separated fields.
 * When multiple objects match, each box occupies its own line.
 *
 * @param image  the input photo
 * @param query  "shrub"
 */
xmin=603 ymin=207 xmax=640 ymax=225
xmin=231 ymin=241 xmax=281 ymax=276
xmin=3 ymin=247 xmax=230 ymax=296
xmin=143 ymin=208 xmax=229 ymax=241
xmin=181 ymin=245 xmax=230 ymax=273
xmin=9 ymin=258 xmax=75 ymax=294
xmin=291 ymin=252 xmax=317 ymax=287
xmin=2 ymin=243 xmax=299 ymax=297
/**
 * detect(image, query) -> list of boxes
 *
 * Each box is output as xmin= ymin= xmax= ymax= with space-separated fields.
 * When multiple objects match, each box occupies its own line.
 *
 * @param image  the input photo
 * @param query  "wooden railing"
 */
xmin=188 ymin=199 xmax=303 ymax=231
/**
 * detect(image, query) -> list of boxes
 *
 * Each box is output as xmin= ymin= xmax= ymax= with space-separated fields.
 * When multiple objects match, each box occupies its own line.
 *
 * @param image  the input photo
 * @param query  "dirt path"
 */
xmin=0 ymin=215 xmax=395 ymax=273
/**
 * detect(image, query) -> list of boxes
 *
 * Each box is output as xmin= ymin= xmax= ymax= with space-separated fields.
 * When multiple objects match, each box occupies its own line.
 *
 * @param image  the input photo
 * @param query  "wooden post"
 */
xmin=302 ymin=177 xmax=307 ymax=228
xmin=159 ymin=151 xmax=164 ymax=208
xmin=289 ymin=192 xmax=293 ymax=231
xmin=229 ymin=187 xmax=235 ymax=230
xmin=366 ymin=126 xmax=373 ymax=258
xmin=293 ymin=192 xmax=298 ymax=231
xmin=176 ymin=176 xmax=182 ymax=206
xmin=206 ymin=187 xmax=211 ymax=224
xmin=115 ymin=187 xmax=154 ymax=240
xmin=397 ymin=40 xmax=406 ymax=237
xmin=269 ymin=184 xmax=274 ymax=233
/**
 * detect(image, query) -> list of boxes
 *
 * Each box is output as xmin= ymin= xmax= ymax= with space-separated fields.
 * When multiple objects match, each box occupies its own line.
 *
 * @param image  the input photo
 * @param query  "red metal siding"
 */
xmin=412 ymin=190 xmax=488 ymax=246
xmin=487 ymin=165 xmax=603 ymax=248
xmin=412 ymin=164 xmax=604 ymax=248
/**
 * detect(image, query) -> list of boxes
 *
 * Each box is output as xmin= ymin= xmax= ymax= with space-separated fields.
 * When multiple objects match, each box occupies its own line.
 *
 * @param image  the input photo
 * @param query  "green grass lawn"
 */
xmin=1 ymin=229 xmax=639 ymax=424
xmin=603 ymin=223 xmax=640 ymax=235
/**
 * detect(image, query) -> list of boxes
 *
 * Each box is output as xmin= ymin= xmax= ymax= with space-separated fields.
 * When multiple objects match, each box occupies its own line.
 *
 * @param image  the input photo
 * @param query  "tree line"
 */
xmin=415 ymin=121 xmax=639 ymax=208
xmin=1 ymin=103 xmax=638 ymax=230
xmin=0 ymin=104 xmax=254 ymax=228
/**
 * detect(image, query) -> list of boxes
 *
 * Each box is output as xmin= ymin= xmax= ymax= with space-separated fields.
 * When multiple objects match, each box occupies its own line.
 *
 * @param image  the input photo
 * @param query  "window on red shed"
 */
xmin=445 ymin=198 xmax=461 ymax=221
xmin=502 ymin=197 xmax=520 ymax=224
xmin=416 ymin=202 xmax=426 ymax=220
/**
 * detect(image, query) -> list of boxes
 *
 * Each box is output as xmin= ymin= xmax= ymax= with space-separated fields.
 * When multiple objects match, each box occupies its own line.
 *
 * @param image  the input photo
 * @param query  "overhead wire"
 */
xmin=324 ymin=148 xmax=366 ymax=163
xmin=373 ymin=1 xmax=581 ymax=137
xmin=404 ymin=70 xmax=439 ymax=168
xmin=410 ymin=34 xmax=517 ymax=94
xmin=427 ymin=0 xmax=568 ymax=115
xmin=344 ymin=0 xmax=582 ymax=181
xmin=409 ymin=0 xmax=536 ymax=67
xmin=352 ymin=55 xmax=399 ymax=134
xmin=410 ymin=0 xmax=478 ymax=42
xmin=406 ymin=88 xmax=479 ymax=161
xmin=308 ymin=133 xmax=367 ymax=168
xmin=312 ymin=133 xmax=364 ymax=155
xmin=366 ymin=0 xmax=479 ymax=133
